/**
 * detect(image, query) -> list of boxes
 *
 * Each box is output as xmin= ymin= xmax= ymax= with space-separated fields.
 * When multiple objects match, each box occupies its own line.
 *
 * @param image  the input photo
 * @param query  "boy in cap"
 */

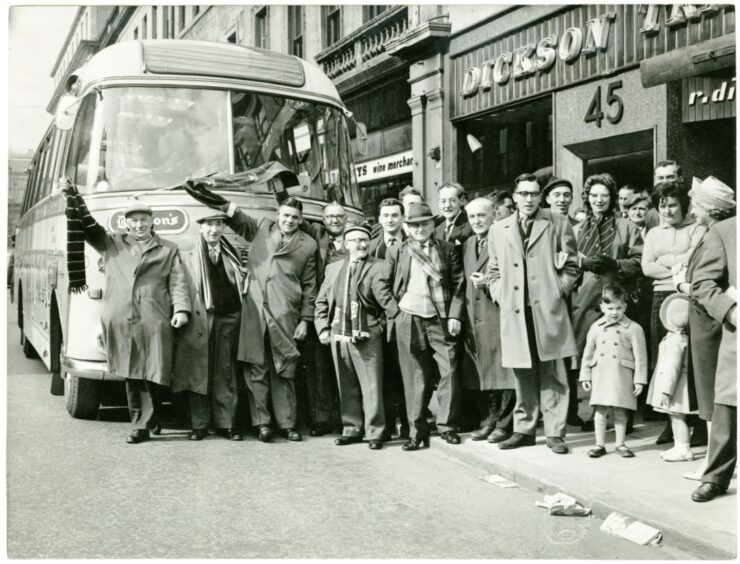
xmin=386 ymin=202 xmax=466 ymax=450
xmin=314 ymin=224 xmax=399 ymax=449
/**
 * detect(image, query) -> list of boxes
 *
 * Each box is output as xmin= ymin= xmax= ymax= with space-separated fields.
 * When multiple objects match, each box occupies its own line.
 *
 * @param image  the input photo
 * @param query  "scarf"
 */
xmin=332 ymin=260 xmax=369 ymax=343
xmin=197 ymin=235 xmax=247 ymax=310
xmin=577 ymin=213 xmax=616 ymax=258
xmin=64 ymin=182 xmax=97 ymax=293
xmin=407 ymin=239 xmax=448 ymax=318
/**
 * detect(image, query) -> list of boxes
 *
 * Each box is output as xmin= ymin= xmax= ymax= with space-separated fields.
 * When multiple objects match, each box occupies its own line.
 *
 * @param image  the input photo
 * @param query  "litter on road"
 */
xmin=600 ymin=512 xmax=663 ymax=546
xmin=479 ymin=474 xmax=519 ymax=488
xmin=535 ymin=493 xmax=592 ymax=516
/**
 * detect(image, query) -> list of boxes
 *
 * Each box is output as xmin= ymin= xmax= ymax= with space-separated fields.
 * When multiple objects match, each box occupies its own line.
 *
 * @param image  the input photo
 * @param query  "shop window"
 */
xmin=322 ymin=5 xmax=341 ymax=48
xmin=255 ymin=7 xmax=269 ymax=49
xmin=343 ymin=76 xmax=411 ymax=132
xmin=288 ymin=6 xmax=304 ymax=58
xmin=363 ymin=6 xmax=388 ymax=23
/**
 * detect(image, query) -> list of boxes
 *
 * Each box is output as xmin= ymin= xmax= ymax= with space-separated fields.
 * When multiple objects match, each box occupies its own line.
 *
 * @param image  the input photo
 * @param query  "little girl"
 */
xmin=580 ymin=286 xmax=647 ymax=458
xmin=646 ymin=292 xmax=696 ymax=462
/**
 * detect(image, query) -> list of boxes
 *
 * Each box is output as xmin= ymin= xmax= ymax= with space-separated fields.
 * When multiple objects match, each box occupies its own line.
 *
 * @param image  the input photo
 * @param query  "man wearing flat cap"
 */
xmin=314 ymin=224 xmax=399 ymax=449
xmin=543 ymin=177 xmax=577 ymax=226
xmin=173 ymin=212 xmax=247 ymax=441
xmin=61 ymin=182 xmax=190 ymax=444
xmin=386 ymin=202 xmax=466 ymax=450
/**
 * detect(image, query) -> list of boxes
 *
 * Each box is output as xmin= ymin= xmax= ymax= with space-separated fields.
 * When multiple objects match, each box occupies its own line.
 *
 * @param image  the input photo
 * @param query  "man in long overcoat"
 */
xmin=173 ymin=212 xmax=246 ymax=441
xmin=462 ymin=198 xmax=515 ymax=443
xmin=691 ymin=217 xmax=737 ymax=502
xmin=63 ymin=184 xmax=190 ymax=445
xmin=185 ymin=186 xmax=318 ymax=443
xmin=487 ymin=173 xmax=579 ymax=454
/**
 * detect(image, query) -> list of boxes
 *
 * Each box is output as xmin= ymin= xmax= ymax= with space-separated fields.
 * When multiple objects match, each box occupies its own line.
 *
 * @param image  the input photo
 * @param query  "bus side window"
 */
xmin=64 ymin=93 xmax=98 ymax=193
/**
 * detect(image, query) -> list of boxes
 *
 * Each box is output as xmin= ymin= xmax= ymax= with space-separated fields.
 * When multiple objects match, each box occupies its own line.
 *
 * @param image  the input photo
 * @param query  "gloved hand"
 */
xmin=580 ymin=256 xmax=601 ymax=273
xmin=182 ymin=179 xmax=230 ymax=212
xmin=596 ymin=255 xmax=619 ymax=274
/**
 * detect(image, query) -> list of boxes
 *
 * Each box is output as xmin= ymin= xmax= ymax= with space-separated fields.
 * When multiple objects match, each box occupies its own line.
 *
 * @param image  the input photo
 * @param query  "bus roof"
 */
xmin=72 ymin=40 xmax=344 ymax=107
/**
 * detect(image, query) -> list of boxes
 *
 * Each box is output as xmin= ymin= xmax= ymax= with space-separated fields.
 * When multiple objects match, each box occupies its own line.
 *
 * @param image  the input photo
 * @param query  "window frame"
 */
xmin=255 ymin=7 xmax=269 ymax=50
xmin=287 ymin=5 xmax=304 ymax=59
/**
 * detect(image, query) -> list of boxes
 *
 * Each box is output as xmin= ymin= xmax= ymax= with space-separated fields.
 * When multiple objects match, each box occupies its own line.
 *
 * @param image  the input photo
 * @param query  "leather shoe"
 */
xmin=471 ymin=425 xmax=495 ymax=441
xmin=656 ymin=421 xmax=674 ymax=445
xmin=487 ymin=428 xmax=511 ymax=443
xmin=335 ymin=436 xmax=362 ymax=446
xmin=402 ymin=437 xmax=430 ymax=451
xmin=309 ymin=422 xmax=332 ymax=437
xmin=380 ymin=430 xmax=394 ymax=442
xmin=368 ymin=439 xmax=383 ymax=450
xmin=189 ymin=430 xmax=208 ymax=441
xmin=440 ymin=431 xmax=461 ymax=445
xmin=546 ymin=437 xmax=569 ymax=454
xmin=227 ymin=429 xmax=243 ymax=441
xmin=257 ymin=425 xmax=274 ymax=443
xmin=126 ymin=429 xmax=150 ymax=444
xmin=498 ymin=432 xmax=535 ymax=450
xmin=692 ymin=482 xmax=726 ymax=502
xmin=285 ymin=428 xmax=303 ymax=442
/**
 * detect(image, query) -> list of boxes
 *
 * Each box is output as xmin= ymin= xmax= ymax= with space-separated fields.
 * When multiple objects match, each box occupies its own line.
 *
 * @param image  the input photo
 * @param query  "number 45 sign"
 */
xmin=584 ymin=80 xmax=624 ymax=127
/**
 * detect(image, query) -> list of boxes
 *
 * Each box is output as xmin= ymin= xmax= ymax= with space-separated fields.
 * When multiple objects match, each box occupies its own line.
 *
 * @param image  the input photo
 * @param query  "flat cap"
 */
xmin=123 ymin=201 xmax=153 ymax=217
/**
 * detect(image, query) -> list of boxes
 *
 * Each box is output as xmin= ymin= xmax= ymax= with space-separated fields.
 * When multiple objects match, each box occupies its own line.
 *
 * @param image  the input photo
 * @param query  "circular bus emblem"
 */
xmin=108 ymin=208 xmax=189 ymax=234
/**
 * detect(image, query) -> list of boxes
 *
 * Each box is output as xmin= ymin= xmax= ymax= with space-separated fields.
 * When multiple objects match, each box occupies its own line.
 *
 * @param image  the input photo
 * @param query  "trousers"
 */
xmin=478 ymin=389 xmax=515 ymax=431
xmin=703 ymin=403 xmax=737 ymax=490
xmin=126 ymin=379 xmax=164 ymax=431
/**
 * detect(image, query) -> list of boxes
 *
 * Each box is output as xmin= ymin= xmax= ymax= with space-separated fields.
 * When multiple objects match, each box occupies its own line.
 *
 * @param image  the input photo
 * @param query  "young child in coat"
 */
xmin=580 ymin=286 xmax=647 ymax=458
xmin=646 ymin=293 xmax=695 ymax=462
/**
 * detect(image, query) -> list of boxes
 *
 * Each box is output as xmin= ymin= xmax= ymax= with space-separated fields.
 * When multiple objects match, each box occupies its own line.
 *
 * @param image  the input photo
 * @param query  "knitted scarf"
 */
xmin=197 ymin=235 xmax=247 ymax=310
xmin=332 ymin=260 xmax=369 ymax=343
xmin=406 ymin=239 xmax=448 ymax=318
xmin=64 ymin=182 xmax=96 ymax=293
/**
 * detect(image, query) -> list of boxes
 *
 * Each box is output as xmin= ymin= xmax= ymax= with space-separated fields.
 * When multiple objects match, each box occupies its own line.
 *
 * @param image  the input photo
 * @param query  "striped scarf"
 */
xmin=332 ymin=260 xmax=369 ymax=343
xmin=198 ymin=235 xmax=247 ymax=310
xmin=64 ymin=182 xmax=96 ymax=293
xmin=407 ymin=239 xmax=449 ymax=318
xmin=577 ymin=214 xmax=616 ymax=258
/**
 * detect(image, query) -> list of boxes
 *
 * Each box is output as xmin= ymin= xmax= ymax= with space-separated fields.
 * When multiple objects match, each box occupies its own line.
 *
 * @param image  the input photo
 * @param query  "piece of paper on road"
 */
xmin=601 ymin=512 xmax=662 ymax=546
xmin=479 ymin=474 xmax=519 ymax=488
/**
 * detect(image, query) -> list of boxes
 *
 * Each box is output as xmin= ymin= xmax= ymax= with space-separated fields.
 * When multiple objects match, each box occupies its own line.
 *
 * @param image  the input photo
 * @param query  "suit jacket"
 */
xmin=385 ymin=237 xmax=465 ymax=338
xmin=692 ymin=217 xmax=736 ymax=406
xmin=226 ymin=209 xmax=318 ymax=373
xmin=173 ymin=239 xmax=243 ymax=395
xmin=487 ymin=208 xmax=578 ymax=368
xmin=368 ymin=231 xmax=406 ymax=260
xmin=301 ymin=220 xmax=345 ymax=285
xmin=314 ymin=257 xmax=399 ymax=336
xmin=435 ymin=211 xmax=473 ymax=247
xmin=571 ymin=217 xmax=643 ymax=355
xmin=462 ymin=236 xmax=515 ymax=390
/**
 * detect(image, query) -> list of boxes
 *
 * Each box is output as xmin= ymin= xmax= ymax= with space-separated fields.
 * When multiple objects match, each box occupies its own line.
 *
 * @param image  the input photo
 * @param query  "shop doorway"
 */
xmin=565 ymin=129 xmax=654 ymax=194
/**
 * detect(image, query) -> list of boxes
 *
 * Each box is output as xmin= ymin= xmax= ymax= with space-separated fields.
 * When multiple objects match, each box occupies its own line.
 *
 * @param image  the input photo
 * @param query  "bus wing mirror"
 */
xmin=356 ymin=121 xmax=368 ymax=156
xmin=55 ymin=95 xmax=79 ymax=130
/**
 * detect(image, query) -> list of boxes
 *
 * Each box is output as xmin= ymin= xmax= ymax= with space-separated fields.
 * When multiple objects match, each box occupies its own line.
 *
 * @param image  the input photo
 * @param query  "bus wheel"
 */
xmin=64 ymin=375 xmax=101 ymax=420
xmin=21 ymin=333 xmax=38 ymax=359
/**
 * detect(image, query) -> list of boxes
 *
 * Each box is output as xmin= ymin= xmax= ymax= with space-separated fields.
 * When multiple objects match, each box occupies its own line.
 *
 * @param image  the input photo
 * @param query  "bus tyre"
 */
xmin=64 ymin=375 xmax=101 ymax=420
xmin=21 ymin=334 xmax=38 ymax=359
xmin=50 ymin=371 xmax=65 ymax=396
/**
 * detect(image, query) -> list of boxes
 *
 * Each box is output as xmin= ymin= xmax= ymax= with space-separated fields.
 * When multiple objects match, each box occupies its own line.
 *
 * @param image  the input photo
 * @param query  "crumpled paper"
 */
xmin=535 ymin=492 xmax=592 ymax=516
xmin=600 ymin=512 xmax=662 ymax=546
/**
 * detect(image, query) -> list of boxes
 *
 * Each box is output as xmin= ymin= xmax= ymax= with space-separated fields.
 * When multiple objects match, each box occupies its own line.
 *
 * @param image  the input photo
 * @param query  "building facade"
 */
xmin=8 ymin=158 xmax=31 ymax=238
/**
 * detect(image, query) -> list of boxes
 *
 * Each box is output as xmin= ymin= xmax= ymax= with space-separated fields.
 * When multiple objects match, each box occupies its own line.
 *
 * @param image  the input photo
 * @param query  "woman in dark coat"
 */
xmin=675 ymin=176 xmax=735 ymax=480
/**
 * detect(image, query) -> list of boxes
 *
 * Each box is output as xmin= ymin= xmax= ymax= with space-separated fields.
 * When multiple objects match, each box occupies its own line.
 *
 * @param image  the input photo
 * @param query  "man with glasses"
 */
xmin=386 ymin=202 xmax=466 ymax=451
xmin=487 ymin=173 xmax=579 ymax=454
xmin=315 ymin=224 xmax=399 ymax=450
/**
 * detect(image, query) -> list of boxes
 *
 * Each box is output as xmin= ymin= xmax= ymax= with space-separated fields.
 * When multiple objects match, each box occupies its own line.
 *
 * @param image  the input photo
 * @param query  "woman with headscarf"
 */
xmin=674 ymin=176 xmax=735 ymax=479
xmin=571 ymin=173 xmax=644 ymax=430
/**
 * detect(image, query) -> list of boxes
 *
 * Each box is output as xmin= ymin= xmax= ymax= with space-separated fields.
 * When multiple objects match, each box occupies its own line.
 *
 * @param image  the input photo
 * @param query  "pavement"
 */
xmin=432 ymin=417 xmax=737 ymax=559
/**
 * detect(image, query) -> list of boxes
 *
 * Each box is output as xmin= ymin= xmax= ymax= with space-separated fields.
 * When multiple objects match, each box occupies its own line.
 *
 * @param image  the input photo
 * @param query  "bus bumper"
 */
xmin=61 ymin=356 xmax=124 ymax=382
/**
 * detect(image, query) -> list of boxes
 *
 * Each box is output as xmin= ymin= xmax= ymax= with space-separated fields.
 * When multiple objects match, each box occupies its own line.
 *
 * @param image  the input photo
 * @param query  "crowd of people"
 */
xmin=60 ymin=158 xmax=736 ymax=504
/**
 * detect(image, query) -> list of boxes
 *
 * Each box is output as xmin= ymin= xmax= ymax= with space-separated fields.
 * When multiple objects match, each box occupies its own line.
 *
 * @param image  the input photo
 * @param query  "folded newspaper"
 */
xmin=600 ymin=512 xmax=662 ymax=546
xmin=535 ymin=493 xmax=592 ymax=516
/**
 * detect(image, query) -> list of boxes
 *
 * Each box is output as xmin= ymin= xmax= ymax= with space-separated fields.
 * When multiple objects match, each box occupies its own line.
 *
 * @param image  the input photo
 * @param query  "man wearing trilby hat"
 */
xmin=173 ymin=211 xmax=248 ymax=442
xmin=62 ymin=180 xmax=191 ymax=445
xmin=314 ymin=224 xmax=399 ymax=450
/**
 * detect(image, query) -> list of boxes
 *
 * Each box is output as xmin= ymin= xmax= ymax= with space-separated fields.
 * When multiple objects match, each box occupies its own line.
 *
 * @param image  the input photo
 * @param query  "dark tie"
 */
xmin=519 ymin=216 xmax=533 ymax=248
xmin=476 ymin=237 xmax=487 ymax=259
xmin=209 ymin=246 xmax=219 ymax=265
xmin=387 ymin=237 xmax=396 ymax=247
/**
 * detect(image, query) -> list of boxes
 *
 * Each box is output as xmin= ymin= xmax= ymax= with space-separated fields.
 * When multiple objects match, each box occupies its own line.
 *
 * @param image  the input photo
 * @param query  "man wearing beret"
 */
xmin=386 ymin=202 xmax=466 ymax=450
xmin=315 ymin=224 xmax=399 ymax=450
xmin=173 ymin=212 xmax=247 ymax=441
xmin=62 ymin=182 xmax=190 ymax=444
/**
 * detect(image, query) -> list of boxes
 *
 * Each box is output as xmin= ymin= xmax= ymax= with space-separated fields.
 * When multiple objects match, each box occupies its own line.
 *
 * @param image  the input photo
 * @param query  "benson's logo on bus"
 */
xmin=108 ymin=209 xmax=189 ymax=234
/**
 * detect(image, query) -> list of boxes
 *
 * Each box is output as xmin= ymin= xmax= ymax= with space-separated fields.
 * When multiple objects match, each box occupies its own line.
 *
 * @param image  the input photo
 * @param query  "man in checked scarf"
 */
xmin=172 ymin=212 xmax=248 ymax=442
xmin=385 ymin=202 xmax=466 ymax=451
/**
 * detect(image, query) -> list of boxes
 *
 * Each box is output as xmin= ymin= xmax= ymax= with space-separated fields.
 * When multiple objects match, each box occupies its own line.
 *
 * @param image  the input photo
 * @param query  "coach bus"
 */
xmin=12 ymin=39 xmax=365 ymax=420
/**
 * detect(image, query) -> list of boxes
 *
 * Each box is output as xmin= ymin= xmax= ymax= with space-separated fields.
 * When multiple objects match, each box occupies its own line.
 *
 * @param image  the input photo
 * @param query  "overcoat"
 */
xmin=314 ymin=257 xmax=399 ymax=336
xmin=461 ymin=236 xmax=515 ymax=390
xmin=486 ymin=208 xmax=578 ymax=368
xmin=692 ymin=217 xmax=737 ymax=407
xmin=579 ymin=316 xmax=648 ymax=410
xmin=84 ymin=228 xmax=190 ymax=385
xmin=172 ymin=242 xmax=244 ymax=395
xmin=225 ymin=208 xmax=318 ymax=373
xmin=571 ymin=217 xmax=643 ymax=356
xmin=300 ymin=220 xmax=345 ymax=285
xmin=385 ymin=238 xmax=465 ymax=338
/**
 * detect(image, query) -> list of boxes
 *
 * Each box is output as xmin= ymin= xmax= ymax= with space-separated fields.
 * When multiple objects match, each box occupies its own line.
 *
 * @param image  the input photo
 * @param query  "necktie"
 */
xmin=445 ymin=223 xmax=454 ymax=241
xmin=477 ymin=237 xmax=487 ymax=259
xmin=387 ymin=237 xmax=396 ymax=247
xmin=209 ymin=246 xmax=219 ymax=265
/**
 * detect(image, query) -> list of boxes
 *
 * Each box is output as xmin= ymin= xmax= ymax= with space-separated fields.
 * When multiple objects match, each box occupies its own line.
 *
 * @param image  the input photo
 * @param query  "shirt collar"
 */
xmin=597 ymin=316 xmax=631 ymax=328
xmin=446 ymin=211 xmax=462 ymax=226
xmin=384 ymin=231 xmax=401 ymax=245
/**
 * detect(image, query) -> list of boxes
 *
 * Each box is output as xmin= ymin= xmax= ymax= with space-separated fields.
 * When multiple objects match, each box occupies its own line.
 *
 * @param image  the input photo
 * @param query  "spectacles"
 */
xmin=514 ymin=191 xmax=541 ymax=200
xmin=325 ymin=214 xmax=346 ymax=221
xmin=345 ymin=238 xmax=369 ymax=244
